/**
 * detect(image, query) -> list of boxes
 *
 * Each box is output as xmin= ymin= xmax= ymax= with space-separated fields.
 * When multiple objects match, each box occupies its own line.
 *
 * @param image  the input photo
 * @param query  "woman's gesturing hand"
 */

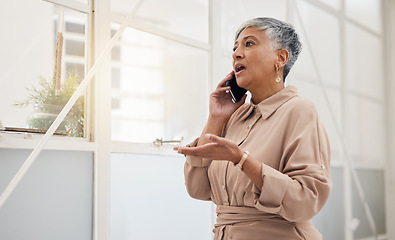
xmin=174 ymin=134 xmax=244 ymax=164
xmin=209 ymin=72 xmax=246 ymax=122
xmin=190 ymin=72 xmax=247 ymax=150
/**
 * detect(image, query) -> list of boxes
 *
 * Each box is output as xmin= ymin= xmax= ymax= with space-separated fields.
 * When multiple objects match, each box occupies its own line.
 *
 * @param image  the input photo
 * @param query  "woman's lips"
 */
xmin=235 ymin=63 xmax=245 ymax=71
xmin=235 ymin=67 xmax=246 ymax=76
xmin=234 ymin=63 xmax=246 ymax=76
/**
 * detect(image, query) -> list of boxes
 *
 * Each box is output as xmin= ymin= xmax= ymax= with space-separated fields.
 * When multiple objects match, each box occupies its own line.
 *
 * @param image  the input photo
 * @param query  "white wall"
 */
xmin=0 ymin=149 xmax=93 ymax=240
xmin=110 ymin=153 xmax=213 ymax=240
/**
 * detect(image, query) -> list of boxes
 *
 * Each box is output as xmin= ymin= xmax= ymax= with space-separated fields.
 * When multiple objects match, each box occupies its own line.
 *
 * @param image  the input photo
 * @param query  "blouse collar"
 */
xmin=251 ymin=86 xmax=298 ymax=120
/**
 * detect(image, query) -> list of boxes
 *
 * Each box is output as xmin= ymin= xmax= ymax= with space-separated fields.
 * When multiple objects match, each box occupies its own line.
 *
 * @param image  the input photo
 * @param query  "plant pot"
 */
xmin=26 ymin=104 xmax=83 ymax=136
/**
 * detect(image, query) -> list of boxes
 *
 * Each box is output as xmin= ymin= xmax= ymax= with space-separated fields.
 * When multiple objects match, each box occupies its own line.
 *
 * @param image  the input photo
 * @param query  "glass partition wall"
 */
xmin=109 ymin=0 xmax=388 ymax=240
xmin=0 ymin=0 xmax=390 ymax=240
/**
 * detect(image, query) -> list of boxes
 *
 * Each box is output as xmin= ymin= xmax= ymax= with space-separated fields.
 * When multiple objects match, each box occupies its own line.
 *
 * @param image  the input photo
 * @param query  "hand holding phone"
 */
xmin=226 ymin=75 xmax=247 ymax=103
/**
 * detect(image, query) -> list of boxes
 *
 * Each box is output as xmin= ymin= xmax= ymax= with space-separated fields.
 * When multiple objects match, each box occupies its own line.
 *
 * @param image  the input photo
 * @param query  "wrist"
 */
xmin=232 ymin=150 xmax=244 ymax=164
xmin=234 ymin=151 xmax=249 ymax=171
xmin=207 ymin=115 xmax=229 ymax=126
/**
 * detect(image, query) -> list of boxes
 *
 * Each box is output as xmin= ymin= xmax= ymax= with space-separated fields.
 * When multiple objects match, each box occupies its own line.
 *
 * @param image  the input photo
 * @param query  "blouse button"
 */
xmin=222 ymin=185 xmax=226 ymax=190
xmin=321 ymin=164 xmax=325 ymax=170
xmin=247 ymin=125 xmax=252 ymax=129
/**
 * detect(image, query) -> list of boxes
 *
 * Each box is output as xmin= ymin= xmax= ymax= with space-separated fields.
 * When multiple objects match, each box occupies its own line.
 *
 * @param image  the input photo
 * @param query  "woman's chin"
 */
xmin=236 ymin=79 xmax=248 ymax=89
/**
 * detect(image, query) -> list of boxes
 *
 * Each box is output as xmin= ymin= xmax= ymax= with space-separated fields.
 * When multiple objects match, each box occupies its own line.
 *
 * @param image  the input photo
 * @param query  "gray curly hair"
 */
xmin=235 ymin=17 xmax=302 ymax=81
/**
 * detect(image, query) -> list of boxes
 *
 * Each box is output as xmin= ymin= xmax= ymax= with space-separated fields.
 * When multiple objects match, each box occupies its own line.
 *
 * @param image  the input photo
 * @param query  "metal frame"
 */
xmin=209 ymin=0 xmax=222 ymax=230
xmin=43 ymin=0 xmax=90 ymax=14
xmin=382 ymin=1 xmax=395 ymax=240
xmin=110 ymin=14 xmax=210 ymax=51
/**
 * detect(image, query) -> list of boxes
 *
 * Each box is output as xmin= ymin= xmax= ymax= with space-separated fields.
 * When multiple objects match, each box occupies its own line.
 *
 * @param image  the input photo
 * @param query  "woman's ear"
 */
xmin=276 ymin=49 xmax=289 ymax=68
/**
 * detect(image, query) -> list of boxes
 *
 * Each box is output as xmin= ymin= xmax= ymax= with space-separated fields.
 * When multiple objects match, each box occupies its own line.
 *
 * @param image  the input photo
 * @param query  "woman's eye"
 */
xmin=232 ymin=46 xmax=238 ymax=52
xmin=246 ymin=41 xmax=254 ymax=47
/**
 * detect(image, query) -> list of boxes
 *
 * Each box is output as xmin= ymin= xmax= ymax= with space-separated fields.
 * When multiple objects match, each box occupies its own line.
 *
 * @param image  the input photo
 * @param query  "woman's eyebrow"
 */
xmin=234 ymin=35 xmax=258 ymax=46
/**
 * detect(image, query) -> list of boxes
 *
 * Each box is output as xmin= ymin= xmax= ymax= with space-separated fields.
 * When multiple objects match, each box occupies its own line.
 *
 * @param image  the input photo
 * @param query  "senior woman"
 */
xmin=174 ymin=17 xmax=331 ymax=240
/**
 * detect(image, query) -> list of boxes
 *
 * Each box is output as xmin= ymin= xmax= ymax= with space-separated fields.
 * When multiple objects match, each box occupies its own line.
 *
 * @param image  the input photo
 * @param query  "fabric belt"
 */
xmin=214 ymin=205 xmax=294 ymax=240
xmin=215 ymin=205 xmax=290 ymax=227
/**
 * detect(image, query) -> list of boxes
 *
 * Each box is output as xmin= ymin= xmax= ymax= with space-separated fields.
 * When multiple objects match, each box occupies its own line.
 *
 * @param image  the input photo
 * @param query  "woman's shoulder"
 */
xmin=287 ymin=95 xmax=316 ymax=108
xmin=282 ymin=95 xmax=319 ymax=119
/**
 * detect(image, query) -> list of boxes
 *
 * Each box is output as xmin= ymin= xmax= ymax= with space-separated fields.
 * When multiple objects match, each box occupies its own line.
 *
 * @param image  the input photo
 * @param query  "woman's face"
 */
xmin=232 ymin=27 xmax=278 ymax=91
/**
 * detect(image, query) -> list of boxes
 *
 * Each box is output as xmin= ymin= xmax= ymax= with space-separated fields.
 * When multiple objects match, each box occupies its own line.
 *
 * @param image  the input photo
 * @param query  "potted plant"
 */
xmin=13 ymin=72 xmax=84 ymax=137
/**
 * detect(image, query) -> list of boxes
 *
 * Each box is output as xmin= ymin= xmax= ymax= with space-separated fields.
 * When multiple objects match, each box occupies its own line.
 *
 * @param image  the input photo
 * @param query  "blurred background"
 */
xmin=0 ymin=0 xmax=394 ymax=240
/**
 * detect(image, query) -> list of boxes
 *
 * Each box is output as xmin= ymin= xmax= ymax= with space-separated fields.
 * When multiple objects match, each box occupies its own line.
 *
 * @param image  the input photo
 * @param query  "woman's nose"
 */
xmin=232 ymin=48 xmax=243 ymax=59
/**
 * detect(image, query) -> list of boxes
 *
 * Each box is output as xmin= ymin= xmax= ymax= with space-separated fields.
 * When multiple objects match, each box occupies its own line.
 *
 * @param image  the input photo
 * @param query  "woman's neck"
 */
xmin=251 ymin=83 xmax=284 ymax=104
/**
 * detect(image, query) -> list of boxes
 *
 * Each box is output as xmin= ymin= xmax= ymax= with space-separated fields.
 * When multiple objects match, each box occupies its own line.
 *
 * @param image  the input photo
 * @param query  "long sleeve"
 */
xmin=183 ymin=138 xmax=212 ymax=201
xmin=182 ymin=86 xmax=331 ymax=239
xmin=251 ymin=99 xmax=332 ymax=222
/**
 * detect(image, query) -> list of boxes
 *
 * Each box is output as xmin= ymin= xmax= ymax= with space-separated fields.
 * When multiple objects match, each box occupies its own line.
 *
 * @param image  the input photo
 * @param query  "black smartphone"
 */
xmin=226 ymin=75 xmax=247 ymax=103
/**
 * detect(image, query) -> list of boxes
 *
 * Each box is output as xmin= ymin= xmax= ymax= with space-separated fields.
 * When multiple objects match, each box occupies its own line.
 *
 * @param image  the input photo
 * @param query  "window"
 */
xmin=0 ymin=1 xmax=88 ymax=138
xmin=110 ymin=1 xmax=209 ymax=144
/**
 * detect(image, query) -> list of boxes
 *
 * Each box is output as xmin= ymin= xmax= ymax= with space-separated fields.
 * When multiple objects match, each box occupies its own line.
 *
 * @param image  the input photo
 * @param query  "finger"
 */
xmin=214 ymin=86 xmax=231 ymax=94
xmin=205 ymin=134 xmax=228 ymax=145
xmin=217 ymin=71 xmax=235 ymax=88
xmin=206 ymin=134 xmax=239 ymax=152
xmin=173 ymin=146 xmax=180 ymax=151
xmin=234 ymin=94 xmax=247 ymax=107
xmin=176 ymin=143 xmax=217 ymax=156
xmin=175 ymin=146 xmax=189 ymax=154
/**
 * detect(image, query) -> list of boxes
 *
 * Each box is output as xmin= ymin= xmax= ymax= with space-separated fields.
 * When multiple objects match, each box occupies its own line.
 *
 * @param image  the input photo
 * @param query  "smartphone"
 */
xmin=226 ymin=75 xmax=247 ymax=103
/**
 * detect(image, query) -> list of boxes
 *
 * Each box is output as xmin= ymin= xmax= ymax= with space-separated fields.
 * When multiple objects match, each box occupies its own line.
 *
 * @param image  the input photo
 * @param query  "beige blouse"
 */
xmin=184 ymin=86 xmax=332 ymax=240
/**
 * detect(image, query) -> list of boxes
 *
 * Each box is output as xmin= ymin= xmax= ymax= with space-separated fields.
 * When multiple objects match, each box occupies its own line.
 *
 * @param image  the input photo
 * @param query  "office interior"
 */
xmin=0 ymin=0 xmax=394 ymax=239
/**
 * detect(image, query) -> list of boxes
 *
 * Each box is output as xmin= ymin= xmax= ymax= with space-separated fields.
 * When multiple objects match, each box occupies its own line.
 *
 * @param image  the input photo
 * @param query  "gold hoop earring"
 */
xmin=275 ymin=66 xmax=281 ymax=83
